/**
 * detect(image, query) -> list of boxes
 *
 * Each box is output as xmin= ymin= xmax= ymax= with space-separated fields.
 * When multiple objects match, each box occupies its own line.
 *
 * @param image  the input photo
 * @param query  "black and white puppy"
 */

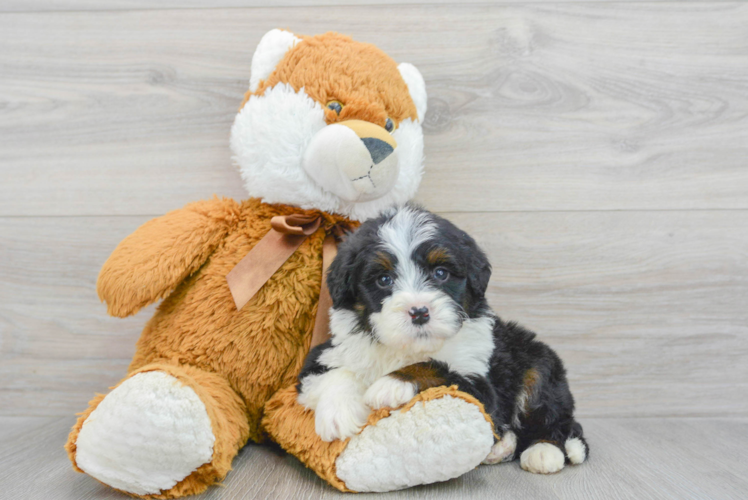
xmin=297 ymin=205 xmax=588 ymax=474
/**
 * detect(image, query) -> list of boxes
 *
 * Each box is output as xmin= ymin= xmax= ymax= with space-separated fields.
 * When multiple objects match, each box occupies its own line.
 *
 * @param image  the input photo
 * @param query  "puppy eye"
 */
xmin=327 ymin=101 xmax=343 ymax=115
xmin=376 ymin=274 xmax=393 ymax=288
xmin=433 ymin=267 xmax=449 ymax=281
xmin=385 ymin=118 xmax=394 ymax=132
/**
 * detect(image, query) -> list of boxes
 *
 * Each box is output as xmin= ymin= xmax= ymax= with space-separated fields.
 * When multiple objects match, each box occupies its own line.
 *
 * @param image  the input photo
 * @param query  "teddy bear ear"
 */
xmin=397 ymin=63 xmax=428 ymax=123
xmin=249 ymin=29 xmax=302 ymax=93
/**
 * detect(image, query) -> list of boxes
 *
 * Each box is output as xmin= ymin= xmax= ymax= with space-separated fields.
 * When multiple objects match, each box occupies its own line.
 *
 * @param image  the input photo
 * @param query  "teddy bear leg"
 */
xmin=334 ymin=389 xmax=495 ymax=491
xmin=264 ymin=385 xmax=495 ymax=492
xmin=66 ymin=363 xmax=249 ymax=499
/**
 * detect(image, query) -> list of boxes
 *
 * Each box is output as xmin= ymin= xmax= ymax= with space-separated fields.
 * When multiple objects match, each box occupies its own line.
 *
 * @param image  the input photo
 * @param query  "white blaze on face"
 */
xmin=369 ymin=207 xmax=463 ymax=352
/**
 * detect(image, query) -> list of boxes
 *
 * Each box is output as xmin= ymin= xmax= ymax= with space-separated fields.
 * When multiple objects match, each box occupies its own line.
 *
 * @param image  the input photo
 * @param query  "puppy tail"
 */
xmin=563 ymin=420 xmax=589 ymax=465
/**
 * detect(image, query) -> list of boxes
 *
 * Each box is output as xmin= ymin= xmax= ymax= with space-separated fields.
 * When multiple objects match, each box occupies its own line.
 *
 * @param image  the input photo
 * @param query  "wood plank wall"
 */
xmin=1 ymin=2 xmax=747 ymax=418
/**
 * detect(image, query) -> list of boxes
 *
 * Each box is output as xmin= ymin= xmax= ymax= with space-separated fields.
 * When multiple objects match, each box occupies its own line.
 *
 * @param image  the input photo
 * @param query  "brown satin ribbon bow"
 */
xmin=226 ymin=214 xmax=341 ymax=349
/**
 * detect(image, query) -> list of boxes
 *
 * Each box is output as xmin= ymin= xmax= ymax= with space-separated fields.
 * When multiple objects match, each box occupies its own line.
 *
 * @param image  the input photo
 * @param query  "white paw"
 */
xmin=520 ymin=442 xmax=566 ymax=474
xmin=315 ymin=396 xmax=370 ymax=442
xmin=483 ymin=430 xmax=517 ymax=464
xmin=74 ymin=371 xmax=215 ymax=495
xmin=565 ymin=437 xmax=587 ymax=464
xmin=364 ymin=376 xmax=417 ymax=410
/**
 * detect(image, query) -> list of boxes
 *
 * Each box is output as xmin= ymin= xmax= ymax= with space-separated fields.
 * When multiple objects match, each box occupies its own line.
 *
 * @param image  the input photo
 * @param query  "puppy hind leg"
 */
xmin=518 ymin=420 xmax=588 ymax=473
xmin=519 ymin=440 xmax=566 ymax=474
xmin=516 ymin=419 xmax=568 ymax=474
xmin=564 ymin=420 xmax=589 ymax=465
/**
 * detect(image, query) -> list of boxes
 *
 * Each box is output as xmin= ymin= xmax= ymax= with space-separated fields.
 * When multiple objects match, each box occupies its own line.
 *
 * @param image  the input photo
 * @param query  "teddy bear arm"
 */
xmin=97 ymin=199 xmax=238 ymax=318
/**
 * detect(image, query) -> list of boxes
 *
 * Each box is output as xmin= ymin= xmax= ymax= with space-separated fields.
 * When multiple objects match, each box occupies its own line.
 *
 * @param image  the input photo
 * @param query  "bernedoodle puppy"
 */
xmin=297 ymin=205 xmax=588 ymax=474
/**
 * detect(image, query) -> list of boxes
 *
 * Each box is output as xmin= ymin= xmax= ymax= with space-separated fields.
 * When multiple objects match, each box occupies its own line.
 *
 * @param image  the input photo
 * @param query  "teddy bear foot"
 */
xmin=334 ymin=393 xmax=494 ymax=491
xmin=74 ymin=371 xmax=215 ymax=496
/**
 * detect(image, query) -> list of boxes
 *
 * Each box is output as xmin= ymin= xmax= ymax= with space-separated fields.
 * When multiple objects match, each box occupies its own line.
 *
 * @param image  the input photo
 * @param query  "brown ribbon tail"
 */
xmin=310 ymin=234 xmax=338 ymax=349
xmin=227 ymin=215 xmax=321 ymax=311
xmin=226 ymin=212 xmax=337 ymax=350
xmin=226 ymin=230 xmax=308 ymax=310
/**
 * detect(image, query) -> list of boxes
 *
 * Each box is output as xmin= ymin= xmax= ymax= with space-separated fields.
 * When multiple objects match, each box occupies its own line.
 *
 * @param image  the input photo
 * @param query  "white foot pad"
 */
xmin=520 ymin=442 xmax=565 ymax=474
xmin=335 ymin=395 xmax=494 ymax=492
xmin=75 ymin=371 xmax=215 ymax=495
xmin=483 ymin=431 xmax=517 ymax=464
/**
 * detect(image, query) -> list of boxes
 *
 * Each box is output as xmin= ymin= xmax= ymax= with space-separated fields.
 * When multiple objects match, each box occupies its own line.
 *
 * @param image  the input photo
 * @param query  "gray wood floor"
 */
xmin=1 ymin=1 xmax=747 ymax=499
xmin=3 ymin=416 xmax=747 ymax=500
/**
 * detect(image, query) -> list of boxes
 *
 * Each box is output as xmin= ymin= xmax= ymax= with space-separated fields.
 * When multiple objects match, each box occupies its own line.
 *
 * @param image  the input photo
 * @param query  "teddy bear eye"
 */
xmin=385 ymin=118 xmax=394 ymax=132
xmin=327 ymin=101 xmax=343 ymax=115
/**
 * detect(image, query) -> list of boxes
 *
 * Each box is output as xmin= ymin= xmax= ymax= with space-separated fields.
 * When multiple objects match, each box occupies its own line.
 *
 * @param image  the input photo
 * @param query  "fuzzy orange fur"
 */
xmin=241 ymin=32 xmax=419 ymax=129
xmin=66 ymin=198 xmax=355 ymax=497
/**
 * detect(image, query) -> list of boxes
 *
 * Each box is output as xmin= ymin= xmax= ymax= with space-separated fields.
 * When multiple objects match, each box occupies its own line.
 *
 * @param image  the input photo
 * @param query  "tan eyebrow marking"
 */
xmin=426 ymin=247 xmax=451 ymax=265
xmin=373 ymin=251 xmax=394 ymax=271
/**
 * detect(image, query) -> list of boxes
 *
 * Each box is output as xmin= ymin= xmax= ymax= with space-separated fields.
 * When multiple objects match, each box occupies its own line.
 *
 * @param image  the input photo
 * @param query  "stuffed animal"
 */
xmin=65 ymin=30 xmax=495 ymax=498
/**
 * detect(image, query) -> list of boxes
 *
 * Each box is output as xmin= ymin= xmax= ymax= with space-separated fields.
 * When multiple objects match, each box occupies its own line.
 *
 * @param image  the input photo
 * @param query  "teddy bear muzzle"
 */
xmin=302 ymin=119 xmax=399 ymax=203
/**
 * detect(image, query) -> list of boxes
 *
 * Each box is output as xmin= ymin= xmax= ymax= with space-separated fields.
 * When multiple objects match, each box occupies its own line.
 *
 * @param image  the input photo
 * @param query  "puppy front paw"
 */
xmin=315 ymin=397 xmax=369 ymax=442
xmin=364 ymin=376 xmax=417 ymax=410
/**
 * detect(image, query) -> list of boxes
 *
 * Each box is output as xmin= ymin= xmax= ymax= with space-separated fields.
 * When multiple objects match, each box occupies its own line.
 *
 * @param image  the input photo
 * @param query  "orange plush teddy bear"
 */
xmin=65 ymin=30 xmax=495 ymax=498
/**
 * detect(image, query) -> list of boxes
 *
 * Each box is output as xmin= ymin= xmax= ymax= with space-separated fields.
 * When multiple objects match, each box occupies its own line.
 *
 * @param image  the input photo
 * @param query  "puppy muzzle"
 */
xmin=302 ymin=120 xmax=399 ymax=202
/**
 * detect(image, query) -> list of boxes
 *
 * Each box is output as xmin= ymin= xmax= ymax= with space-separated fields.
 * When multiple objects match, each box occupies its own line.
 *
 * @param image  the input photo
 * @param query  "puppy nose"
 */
xmin=361 ymin=138 xmax=394 ymax=164
xmin=409 ymin=306 xmax=430 ymax=325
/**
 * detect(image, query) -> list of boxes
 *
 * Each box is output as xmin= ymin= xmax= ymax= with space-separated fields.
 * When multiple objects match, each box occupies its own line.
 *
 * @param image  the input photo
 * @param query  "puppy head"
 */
xmin=327 ymin=205 xmax=491 ymax=352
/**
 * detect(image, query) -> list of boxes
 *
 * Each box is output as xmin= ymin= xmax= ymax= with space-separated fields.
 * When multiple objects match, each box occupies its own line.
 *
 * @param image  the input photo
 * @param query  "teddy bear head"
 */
xmin=230 ymin=30 xmax=427 ymax=221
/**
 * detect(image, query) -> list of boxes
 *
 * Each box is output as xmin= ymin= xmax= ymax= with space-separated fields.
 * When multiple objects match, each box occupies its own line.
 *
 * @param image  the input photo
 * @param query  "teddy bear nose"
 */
xmin=338 ymin=120 xmax=397 ymax=150
xmin=409 ymin=306 xmax=430 ymax=325
xmin=361 ymin=138 xmax=394 ymax=165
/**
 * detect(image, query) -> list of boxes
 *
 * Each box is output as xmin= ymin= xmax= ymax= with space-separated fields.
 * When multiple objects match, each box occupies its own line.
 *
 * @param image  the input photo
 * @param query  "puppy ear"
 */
xmin=326 ymin=242 xmax=358 ymax=310
xmin=249 ymin=29 xmax=302 ymax=92
xmin=397 ymin=63 xmax=427 ymax=122
xmin=461 ymin=231 xmax=492 ymax=298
